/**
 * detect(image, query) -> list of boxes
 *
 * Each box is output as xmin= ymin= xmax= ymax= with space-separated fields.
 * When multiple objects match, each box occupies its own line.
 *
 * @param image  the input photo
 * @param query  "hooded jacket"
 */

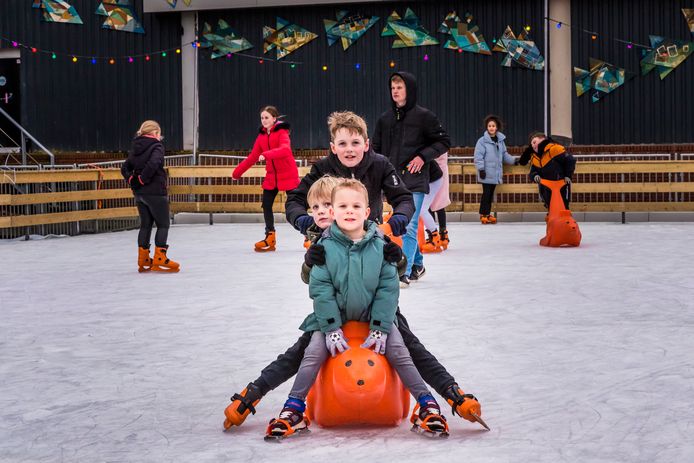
xmin=121 ymin=136 xmax=167 ymax=196
xmin=285 ymin=149 xmax=415 ymax=230
xmin=300 ymin=221 xmax=399 ymax=334
xmin=371 ymin=71 xmax=451 ymax=194
xmin=232 ymin=121 xmax=300 ymax=191
xmin=528 ymin=138 xmax=576 ymax=182
xmin=474 ymin=131 xmax=517 ymax=184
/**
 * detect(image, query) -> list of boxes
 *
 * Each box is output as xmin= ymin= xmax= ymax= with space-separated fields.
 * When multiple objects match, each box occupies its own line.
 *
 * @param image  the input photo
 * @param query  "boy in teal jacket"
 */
xmin=266 ymin=179 xmax=449 ymax=439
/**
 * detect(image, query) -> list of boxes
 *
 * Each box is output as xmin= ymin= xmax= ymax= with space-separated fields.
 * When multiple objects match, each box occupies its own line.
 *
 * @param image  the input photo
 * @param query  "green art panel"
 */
xmin=323 ymin=10 xmax=379 ymax=51
xmin=493 ymin=26 xmax=544 ymax=71
xmin=574 ymin=58 xmax=635 ymax=103
xmin=263 ymin=17 xmax=318 ymax=60
xmin=96 ymin=0 xmax=145 ymax=34
xmin=200 ymin=20 xmax=253 ymax=59
xmin=438 ymin=11 xmax=491 ymax=55
xmin=641 ymin=36 xmax=693 ymax=80
xmin=32 ymin=0 xmax=83 ymax=24
xmin=381 ymin=8 xmax=439 ymax=48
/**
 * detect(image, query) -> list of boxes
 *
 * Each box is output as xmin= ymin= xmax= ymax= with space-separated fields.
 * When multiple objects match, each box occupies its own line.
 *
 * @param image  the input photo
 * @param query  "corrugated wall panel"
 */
xmin=571 ymin=0 xmax=694 ymax=144
xmin=0 ymin=0 xmax=182 ymax=151
xmin=198 ymin=0 xmax=545 ymax=150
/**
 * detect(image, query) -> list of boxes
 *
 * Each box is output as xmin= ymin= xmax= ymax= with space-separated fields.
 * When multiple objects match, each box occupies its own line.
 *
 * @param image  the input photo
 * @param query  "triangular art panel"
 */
xmin=96 ymin=0 xmax=144 ymax=34
xmin=263 ymin=17 xmax=318 ymax=59
xmin=32 ymin=0 xmax=83 ymax=24
xmin=574 ymin=58 xmax=635 ymax=103
xmin=641 ymin=35 xmax=693 ymax=80
xmin=323 ymin=10 xmax=379 ymax=51
xmin=493 ymin=26 xmax=544 ymax=70
xmin=381 ymin=8 xmax=439 ymax=48
xmin=200 ymin=20 xmax=253 ymax=59
xmin=438 ymin=11 xmax=491 ymax=55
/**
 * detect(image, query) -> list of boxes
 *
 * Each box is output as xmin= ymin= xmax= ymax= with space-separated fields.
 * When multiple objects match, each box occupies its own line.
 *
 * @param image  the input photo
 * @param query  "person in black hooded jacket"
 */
xmin=121 ymin=120 xmax=179 ymax=273
xmin=372 ymin=71 xmax=450 ymax=286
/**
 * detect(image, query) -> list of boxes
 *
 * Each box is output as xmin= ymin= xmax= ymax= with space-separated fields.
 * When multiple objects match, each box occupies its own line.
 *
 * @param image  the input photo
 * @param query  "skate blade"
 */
xmin=254 ymin=248 xmax=276 ymax=253
xmin=410 ymin=425 xmax=449 ymax=438
xmin=264 ymin=427 xmax=310 ymax=442
xmin=138 ymin=268 xmax=151 ymax=273
xmin=150 ymin=267 xmax=180 ymax=273
xmin=471 ymin=412 xmax=490 ymax=431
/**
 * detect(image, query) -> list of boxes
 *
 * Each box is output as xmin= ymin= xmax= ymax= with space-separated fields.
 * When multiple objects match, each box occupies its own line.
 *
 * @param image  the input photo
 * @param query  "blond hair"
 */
xmin=307 ymin=175 xmax=344 ymax=206
xmin=331 ymin=178 xmax=369 ymax=205
xmin=327 ymin=111 xmax=368 ymax=141
xmin=390 ymin=74 xmax=405 ymax=84
xmin=136 ymin=120 xmax=161 ymax=137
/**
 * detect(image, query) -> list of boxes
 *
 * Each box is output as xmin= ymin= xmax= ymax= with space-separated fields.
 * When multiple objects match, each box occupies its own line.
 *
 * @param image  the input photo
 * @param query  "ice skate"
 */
xmin=480 ymin=214 xmax=491 ymax=224
xmin=439 ymin=229 xmax=449 ymax=250
xmin=223 ymin=382 xmax=263 ymax=430
xmin=421 ymin=230 xmax=442 ymax=253
xmin=443 ymin=384 xmax=489 ymax=430
xmin=151 ymin=246 xmax=180 ymax=273
xmin=265 ymin=399 xmax=310 ymax=442
xmin=410 ymin=395 xmax=449 ymax=438
xmin=137 ymin=246 xmax=152 ymax=273
xmin=255 ymin=231 xmax=276 ymax=252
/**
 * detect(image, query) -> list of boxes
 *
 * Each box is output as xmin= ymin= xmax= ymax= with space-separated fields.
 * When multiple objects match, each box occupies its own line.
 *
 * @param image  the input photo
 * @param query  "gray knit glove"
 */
xmin=325 ymin=328 xmax=350 ymax=357
xmin=361 ymin=330 xmax=388 ymax=355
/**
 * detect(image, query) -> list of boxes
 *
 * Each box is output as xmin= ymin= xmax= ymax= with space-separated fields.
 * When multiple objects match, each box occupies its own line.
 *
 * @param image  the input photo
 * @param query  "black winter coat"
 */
xmin=121 ymin=136 xmax=167 ymax=196
xmin=371 ymin=71 xmax=451 ymax=193
xmin=528 ymin=139 xmax=577 ymax=182
xmin=285 ymin=150 xmax=415 ymax=229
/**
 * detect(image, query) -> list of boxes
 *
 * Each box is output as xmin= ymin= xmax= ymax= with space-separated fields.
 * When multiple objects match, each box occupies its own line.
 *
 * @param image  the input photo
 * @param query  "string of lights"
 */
xmin=546 ymin=17 xmax=653 ymax=50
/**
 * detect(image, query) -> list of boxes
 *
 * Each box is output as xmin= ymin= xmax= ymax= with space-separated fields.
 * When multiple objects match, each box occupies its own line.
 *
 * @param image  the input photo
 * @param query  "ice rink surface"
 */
xmin=2 ymin=222 xmax=694 ymax=462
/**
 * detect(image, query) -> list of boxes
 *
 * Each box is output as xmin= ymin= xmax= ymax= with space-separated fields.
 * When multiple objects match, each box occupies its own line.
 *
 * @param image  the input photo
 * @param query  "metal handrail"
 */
xmin=0 ymin=105 xmax=55 ymax=167
xmin=198 ymin=153 xmax=306 ymax=166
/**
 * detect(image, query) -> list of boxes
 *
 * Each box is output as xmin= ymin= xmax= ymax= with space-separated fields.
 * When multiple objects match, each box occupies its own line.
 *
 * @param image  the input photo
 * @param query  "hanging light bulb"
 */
xmin=525 ymin=25 xmax=531 ymax=32
xmin=355 ymin=63 xmax=361 ymax=70
xmin=31 ymin=47 xmax=37 ymax=53
xmin=556 ymin=22 xmax=562 ymax=29
xmin=290 ymin=63 xmax=296 ymax=69
xmin=72 ymin=56 xmax=78 ymax=63
xmin=389 ymin=60 xmax=395 ymax=68
xmin=162 ymin=52 xmax=167 ymax=57
xmin=322 ymin=65 xmax=328 ymax=71
xmin=51 ymin=53 xmax=57 ymax=59
xmin=591 ymin=34 xmax=597 ymax=40
xmin=176 ymin=48 xmax=181 ymax=54
xmin=423 ymin=54 xmax=429 ymax=61
xmin=109 ymin=58 xmax=115 ymax=65
xmin=128 ymin=57 xmax=134 ymax=63
xmin=145 ymin=55 xmax=151 ymax=61
xmin=91 ymin=58 xmax=97 ymax=64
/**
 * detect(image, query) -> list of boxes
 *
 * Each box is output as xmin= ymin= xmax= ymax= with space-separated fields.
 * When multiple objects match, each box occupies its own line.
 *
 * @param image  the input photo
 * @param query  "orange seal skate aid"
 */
xmin=539 ymin=179 xmax=582 ymax=247
xmin=306 ymin=321 xmax=410 ymax=427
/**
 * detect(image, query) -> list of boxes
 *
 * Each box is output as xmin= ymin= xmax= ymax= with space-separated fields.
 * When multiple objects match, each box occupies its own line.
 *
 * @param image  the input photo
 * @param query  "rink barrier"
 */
xmin=2 ymin=161 xmax=694 ymax=238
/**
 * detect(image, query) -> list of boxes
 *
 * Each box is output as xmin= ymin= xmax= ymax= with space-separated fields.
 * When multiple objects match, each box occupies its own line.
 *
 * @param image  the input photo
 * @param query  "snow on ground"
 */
xmin=1 ymin=221 xmax=694 ymax=462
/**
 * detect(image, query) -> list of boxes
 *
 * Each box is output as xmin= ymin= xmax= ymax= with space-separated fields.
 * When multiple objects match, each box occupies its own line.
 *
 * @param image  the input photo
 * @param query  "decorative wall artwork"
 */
xmin=574 ymin=58 xmax=635 ymax=102
xmin=163 ymin=0 xmax=176 ymax=7
xmin=32 ymin=0 xmax=83 ymax=24
xmin=200 ymin=20 xmax=253 ymax=58
xmin=493 ymin=26 xmax=544 ymax=71
xmin=381 ymin=8 xmax=439 ymax=48
xmin=96 ymin=0 xmax=145 ymax=34
xmin=641 ymin=35 xmax=693 ymax=79
xmin=323 ymin=10 xmax=379 ymax=51
xmin=263 ymin=17 xmax=318 ymax=59
xmin=438 ymin=11 xmax=491 ymax=55
xmin=683 ymin=8 xmax=694 ymax=37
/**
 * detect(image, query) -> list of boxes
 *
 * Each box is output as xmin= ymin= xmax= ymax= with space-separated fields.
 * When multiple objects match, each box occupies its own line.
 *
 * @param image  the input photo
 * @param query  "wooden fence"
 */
xmin=2 ymin=162 xmax=694 ymax=233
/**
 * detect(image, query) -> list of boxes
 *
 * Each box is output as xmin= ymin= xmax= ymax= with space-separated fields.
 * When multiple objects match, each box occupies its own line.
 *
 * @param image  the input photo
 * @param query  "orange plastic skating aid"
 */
xmin=151 ymin=246 xmax=180 ymax=272
xmin=137 ymin=247 xmax=152 ymax=273
xmin=379 ymin=217 xmax=403 ymax=248
xmin=539 ymin=179 xmax=582 ymax=247
xmin=254 ymin=231 xmax=276 ymax=252
xmin=305 ymin=321 xmax=410 ymax=427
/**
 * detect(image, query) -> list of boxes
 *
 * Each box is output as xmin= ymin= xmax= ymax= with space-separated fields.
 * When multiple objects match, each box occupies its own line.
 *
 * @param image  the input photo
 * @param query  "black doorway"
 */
xmin=0 ymin=58 xmax=21 ymax=149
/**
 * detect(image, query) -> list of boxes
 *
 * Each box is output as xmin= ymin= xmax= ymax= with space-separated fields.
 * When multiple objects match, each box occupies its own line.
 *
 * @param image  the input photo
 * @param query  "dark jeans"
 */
xmin=539 ymin=183 xmax=571 ymax=209
xmin=262 ymin=188 xmax=280 ymax=233
xmin=253 ymin=310 xmax=456 ymax=398
xmin=135 ymin=194 xmax=170 ymax=248
xmin=479 ymin=183 xmax=497 ymax=215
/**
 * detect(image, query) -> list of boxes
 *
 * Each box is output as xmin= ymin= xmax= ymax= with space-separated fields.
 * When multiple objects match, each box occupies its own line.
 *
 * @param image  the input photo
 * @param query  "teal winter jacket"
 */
xmin=300 ymin=221 xmax=400 ymax=334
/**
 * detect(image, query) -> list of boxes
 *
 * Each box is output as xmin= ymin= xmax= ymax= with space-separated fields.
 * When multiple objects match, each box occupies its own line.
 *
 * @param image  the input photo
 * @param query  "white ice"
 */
xmin=1 ymin=222 xmax=694 ymax=462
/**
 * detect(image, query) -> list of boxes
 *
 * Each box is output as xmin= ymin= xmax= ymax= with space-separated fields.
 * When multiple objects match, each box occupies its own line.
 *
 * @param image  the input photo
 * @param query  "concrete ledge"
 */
xmin=172 ymin=211 xmax=694 ymax=224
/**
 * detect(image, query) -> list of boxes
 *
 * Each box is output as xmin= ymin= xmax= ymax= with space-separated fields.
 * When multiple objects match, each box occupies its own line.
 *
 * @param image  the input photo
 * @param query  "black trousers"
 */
xmin=135 ymin=194 xmax=170 ymax=248
xmin=539 ymin=184 xmax=571 ymax=209
xmin=479 ymin=183 xmax=497 ymax=216
xmin=253 ymin=310 xmax=457 ymax=398
xmin=429 ymin=208 xmax=447 ymax=230
xmin=262 ymin=188 xmax=280 ymax=233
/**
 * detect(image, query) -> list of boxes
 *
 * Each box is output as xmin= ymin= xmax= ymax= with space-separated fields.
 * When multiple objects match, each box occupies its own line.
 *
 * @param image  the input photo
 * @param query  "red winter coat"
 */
xmin=232 ymin=121 xmax=300 ymax=191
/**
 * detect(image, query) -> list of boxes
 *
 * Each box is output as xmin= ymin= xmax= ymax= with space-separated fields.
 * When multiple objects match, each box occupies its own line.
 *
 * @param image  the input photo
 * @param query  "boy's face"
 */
xmin=309 ymin=196 xmax=333 ymax=229
xmin=331 ymin=128 xmax=369 ymax=168
xmin=330 ymin=188 xmax=370 ymax=235
xmin=391 ymin=80 xmax=407 ymax=107
xmin=531 ymin=136 xmax=545 ymax=153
